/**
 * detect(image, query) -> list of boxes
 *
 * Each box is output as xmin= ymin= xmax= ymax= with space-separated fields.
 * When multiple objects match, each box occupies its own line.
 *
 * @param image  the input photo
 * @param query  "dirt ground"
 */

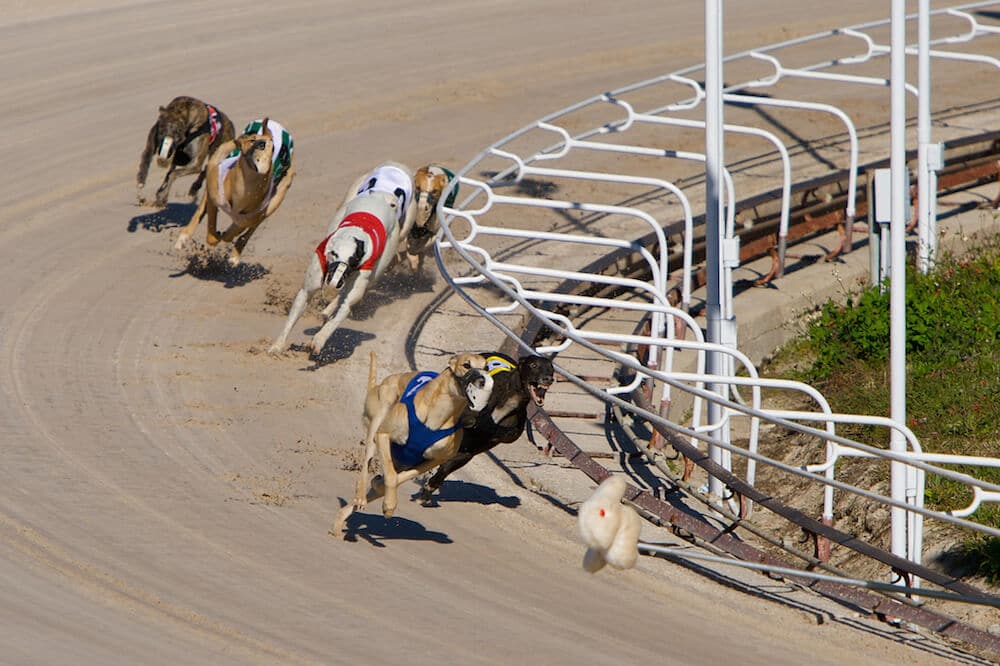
xmin=0 ymin=2 xmax=992 ymax=664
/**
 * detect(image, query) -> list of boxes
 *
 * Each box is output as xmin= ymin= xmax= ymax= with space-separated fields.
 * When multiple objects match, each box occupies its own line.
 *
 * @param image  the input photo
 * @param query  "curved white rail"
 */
xmin=434 ymin=1 xmax=1000 ymax=589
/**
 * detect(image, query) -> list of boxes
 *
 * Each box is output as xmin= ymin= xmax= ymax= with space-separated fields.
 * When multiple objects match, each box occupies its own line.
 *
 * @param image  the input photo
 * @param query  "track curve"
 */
xmin=0 ymin=2 xmax=986 ymax=663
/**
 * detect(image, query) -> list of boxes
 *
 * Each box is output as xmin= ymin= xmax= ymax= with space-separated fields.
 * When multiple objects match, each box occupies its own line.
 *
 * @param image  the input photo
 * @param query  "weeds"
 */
xmin=771 ymin=239 xmax=1000 ymax=578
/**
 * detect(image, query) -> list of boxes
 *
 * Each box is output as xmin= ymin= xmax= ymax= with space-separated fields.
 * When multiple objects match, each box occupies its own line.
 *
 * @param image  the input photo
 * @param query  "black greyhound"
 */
xmin=420 ymin=352 xmax=554 ymax=501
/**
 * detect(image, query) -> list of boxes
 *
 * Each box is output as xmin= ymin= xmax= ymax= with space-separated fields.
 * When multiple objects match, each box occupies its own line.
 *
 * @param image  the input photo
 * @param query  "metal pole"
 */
xmin=917 ymin=0 xmax=932 ymax=273
xmin=705 ymin=0 xmax=725 ymax=499
xmin=889 ymin=0 xmax=909 ymax=567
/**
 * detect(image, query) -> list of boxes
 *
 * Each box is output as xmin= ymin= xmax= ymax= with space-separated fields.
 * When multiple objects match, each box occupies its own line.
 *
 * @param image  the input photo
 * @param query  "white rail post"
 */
xmin=917 ymin=0 xmax=933 ymax=274
xmin=705 ymin=0 xmax=727 ymax=499
xmin=890 ymin=0 xmax=911 ymax=571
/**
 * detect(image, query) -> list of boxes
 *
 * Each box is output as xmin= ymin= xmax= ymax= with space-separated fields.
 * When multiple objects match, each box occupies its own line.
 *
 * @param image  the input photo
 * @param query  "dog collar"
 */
xmin=206 ymin=104 xmax=222 ymax=143
xmin=440 ymin=166 xmax=458 ymax=207
xmin=485 ymin=354 xmax=516 ymax=376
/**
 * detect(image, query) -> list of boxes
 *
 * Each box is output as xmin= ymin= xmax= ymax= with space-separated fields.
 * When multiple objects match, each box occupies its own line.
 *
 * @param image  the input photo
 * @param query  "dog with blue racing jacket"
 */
xmin=331 ymin=350 xmax=494 ymax=535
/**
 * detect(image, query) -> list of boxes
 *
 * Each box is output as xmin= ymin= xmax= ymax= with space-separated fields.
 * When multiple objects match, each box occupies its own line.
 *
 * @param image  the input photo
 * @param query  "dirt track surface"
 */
xmin=0 ymin=2 xmax=981 ymax=664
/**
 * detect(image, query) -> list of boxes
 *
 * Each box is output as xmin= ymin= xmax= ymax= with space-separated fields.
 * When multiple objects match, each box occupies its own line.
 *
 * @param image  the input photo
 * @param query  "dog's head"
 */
xmin=518 ymin=354 xmax=555 ymax=407
xmin=413 ymin=166 xmax=449 ymax=229
xmin=233 ymin=118 xmax=275 ymax=176
xmin=323 ymin=229 xmax=370 ymax=289
xmin=447 ymin=352 xmax=494 ymax=412
xmin=154 ymin=106 xmax=192 ymax=166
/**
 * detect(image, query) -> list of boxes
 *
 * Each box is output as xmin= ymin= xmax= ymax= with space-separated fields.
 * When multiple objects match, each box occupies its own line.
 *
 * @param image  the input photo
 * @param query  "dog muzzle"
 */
xmin=462 ymin=370 xmax=494 ymax=413
xmin=157 ymin=136 xmax=175 ymax=163
xmin=326 ymin=262 xmax=350 ymax=289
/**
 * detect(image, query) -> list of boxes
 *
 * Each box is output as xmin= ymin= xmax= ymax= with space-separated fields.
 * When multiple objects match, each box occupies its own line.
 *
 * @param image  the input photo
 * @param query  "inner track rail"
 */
xmin=499 ymin=129 xmax=1000 ymax=658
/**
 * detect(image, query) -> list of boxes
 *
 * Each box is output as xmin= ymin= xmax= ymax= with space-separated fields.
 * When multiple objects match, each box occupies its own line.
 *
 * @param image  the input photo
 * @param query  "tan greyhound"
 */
xmin=174 ymin=118 xmax=295 ymax=266
xmin=402 ymin=164 xmax=457 ymax=272
xmin=332 ymin=351 xmax=494 ymax=535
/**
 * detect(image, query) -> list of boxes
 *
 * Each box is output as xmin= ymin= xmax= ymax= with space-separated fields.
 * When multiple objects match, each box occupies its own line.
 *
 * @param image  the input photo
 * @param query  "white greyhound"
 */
xmin=269 ymin=161 xmax=415 ymax=356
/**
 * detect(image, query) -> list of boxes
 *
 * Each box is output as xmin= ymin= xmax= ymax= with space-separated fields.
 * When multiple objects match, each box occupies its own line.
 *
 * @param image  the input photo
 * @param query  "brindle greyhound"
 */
xmin=174 ymin=118 xmax=295 ymax=266
xmin=136 ymin=96 xmax=235 ymax=208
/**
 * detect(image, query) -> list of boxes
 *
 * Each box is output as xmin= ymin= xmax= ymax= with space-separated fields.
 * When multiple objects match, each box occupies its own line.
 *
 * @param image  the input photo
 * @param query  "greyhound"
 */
xmin=174 ymin=118 xmax=295 ymax=266
xmin=136 ymin=95 xmax=235 ymax=207
xmin=332 ymin=351 xmax=493 ymax=534
xmin=269 ymin=161 xmax=415 ymax=356
xmin=402 ymin=163 xmax=458 ymax=272
xmin=419 ymin=352 xmax=554 ymax=501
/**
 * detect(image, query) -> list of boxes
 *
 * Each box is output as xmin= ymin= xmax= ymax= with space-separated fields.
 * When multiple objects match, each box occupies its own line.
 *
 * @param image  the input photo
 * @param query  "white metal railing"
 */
xmin=433 ymin=2 xmax=1000 ymax=591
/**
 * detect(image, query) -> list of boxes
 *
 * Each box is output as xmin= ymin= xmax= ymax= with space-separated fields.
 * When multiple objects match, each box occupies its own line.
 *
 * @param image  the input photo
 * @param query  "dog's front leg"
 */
xmin=174 ymin=193 xmax=208 ymax=249
xmin=270 ymin=257 xmax=324 ymax=354
xmin=310 ymin=273 xmax=369 ymax=355
xmin=264 ymin=168 xmax=296 ymax=218
xmin=227 ymin=219 xmax=263 ymax=266
xmin=374 ymin=432 xmax=400 ymax=518
xmin=331 ymin=433 xmax=380 ymax=536
xmin=136 ymin=123 xmax=158 ymax=205
xmin=206 ymin=201 xmax=225 ymax=247
xmin=406 ymin=251 xmax=422 ymax=273
xmin=154 ymin=164 xmax=179 ymax=208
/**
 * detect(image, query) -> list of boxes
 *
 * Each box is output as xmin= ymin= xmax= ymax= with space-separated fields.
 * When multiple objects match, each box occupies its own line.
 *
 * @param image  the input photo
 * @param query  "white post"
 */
xmin=705 ymin=0 xmax=726 ymax=499
xmin=917 ymin=0 xmax=932 ymax=273
xmin=889 ymin=0 xmax=909 ymax=568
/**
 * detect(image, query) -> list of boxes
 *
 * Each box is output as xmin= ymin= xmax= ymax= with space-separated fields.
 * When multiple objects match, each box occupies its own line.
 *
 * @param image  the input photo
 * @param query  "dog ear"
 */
xmin=261 ymin=118 xmax=272 ymax=137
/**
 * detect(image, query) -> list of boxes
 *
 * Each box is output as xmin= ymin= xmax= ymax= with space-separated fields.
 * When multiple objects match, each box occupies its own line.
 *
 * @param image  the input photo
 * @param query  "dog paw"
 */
xmin=173 ymin=235 xmax=189 ymax=251
xmin=267 ymin=343 xmax=287 ymax=356
xmin=331 ymin=503 xmax=356 ymax=535
xmin=227 ymin=254 xmax=241 ymax=268
xmin=205 ymin=233 xmax=220 ymax=247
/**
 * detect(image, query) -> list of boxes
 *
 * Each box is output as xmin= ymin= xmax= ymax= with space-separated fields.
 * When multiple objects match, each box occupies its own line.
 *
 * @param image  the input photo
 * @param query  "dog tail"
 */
xmin=367 ymin=350 xmax=378 ymax=392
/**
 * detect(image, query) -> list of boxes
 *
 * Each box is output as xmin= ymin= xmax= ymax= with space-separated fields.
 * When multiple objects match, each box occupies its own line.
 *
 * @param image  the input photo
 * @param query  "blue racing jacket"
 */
xmin=390 ymin=372 xmax=459 ymax=470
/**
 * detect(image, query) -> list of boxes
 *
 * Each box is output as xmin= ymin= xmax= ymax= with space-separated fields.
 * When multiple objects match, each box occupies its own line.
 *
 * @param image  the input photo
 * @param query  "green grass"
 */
xmin=769 ymin=238 xmax=1000 ymax=580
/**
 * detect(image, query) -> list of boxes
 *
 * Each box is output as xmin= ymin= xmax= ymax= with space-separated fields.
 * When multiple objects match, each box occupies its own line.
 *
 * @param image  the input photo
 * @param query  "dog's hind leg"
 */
xmin=420 ymin=453 xmax=473 ymax=502
xmin=188 ymin=169 xmax=207 ymax=200
xmin=182 ymin=137 xmax=210 ymax=200
xmin=269 ymin=255 xmax=325 ymax=354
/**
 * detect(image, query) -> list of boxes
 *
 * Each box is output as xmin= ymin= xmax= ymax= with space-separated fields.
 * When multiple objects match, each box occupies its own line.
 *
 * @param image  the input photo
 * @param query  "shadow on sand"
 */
xmin=127 ymin=202 xmax=196 ymax=233
xmin=336 ymin=503 xmax=453 ymax=548
xmin=412 ymin=480 xmax=521 ymax=509
xmin=298 ymin=328 xmax=376 ymax=370
xmin=168 ymin=249 xmax=270 ymax=288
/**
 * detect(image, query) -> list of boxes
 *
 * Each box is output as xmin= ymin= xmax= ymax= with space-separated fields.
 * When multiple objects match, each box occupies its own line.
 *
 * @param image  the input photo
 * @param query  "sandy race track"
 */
xmin=0 ymin=2 xmax=988 ymax=664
